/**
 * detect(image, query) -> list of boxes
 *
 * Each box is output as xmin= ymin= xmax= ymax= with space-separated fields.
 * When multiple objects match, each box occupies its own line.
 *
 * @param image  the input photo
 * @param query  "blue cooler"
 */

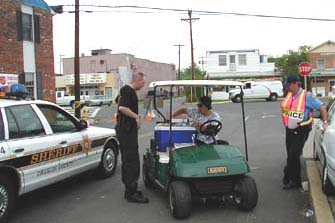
xmin=154 ymin=125 xmax=197 ymax=151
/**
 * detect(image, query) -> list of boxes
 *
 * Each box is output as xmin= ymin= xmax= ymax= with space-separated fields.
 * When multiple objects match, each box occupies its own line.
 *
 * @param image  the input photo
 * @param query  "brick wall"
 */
xmin=308 ymin=52 xmax=335 ymax=69
xmin=0 ymin=1 xmax=24 ymax=73
xmin=0 ymin=0 xmax=55 ymax=102
xmin=34 ymin=8 xmax=55 ymax=102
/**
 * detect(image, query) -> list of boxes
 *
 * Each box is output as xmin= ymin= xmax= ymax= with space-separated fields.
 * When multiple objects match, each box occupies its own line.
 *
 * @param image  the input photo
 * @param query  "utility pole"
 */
xmin=74 ymin=0 xmax=80 ymax=118
xmin=174 ymin=44 xmax=184 ymax=96
xmin=182 ymin=10 xmax=199 ymax=102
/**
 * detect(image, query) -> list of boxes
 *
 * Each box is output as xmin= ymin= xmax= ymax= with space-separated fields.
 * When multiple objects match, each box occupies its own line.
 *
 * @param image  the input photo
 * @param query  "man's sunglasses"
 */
xmin=197 ymin=103 xmax=203 ymax=108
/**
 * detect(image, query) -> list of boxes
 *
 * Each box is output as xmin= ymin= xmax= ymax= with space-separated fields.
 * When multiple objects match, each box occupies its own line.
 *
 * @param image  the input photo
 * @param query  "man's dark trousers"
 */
xmin=117 ymin=124 xmax=140 ymax=196
xmin=284 ymin=125 xmax=310 ymax=184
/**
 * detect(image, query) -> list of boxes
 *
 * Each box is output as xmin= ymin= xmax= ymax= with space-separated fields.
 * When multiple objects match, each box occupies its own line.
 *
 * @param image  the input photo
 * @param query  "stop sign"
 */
xmin=298 ymin=62 xmax=312 ymax=76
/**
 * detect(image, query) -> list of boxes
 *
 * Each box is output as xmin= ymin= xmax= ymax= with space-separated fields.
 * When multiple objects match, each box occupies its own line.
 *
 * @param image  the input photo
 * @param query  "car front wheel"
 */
xmin=269 ymin=93 xmax=278 ymax=101
xmin=97 ymin=143 xmax=118 ymax=178
xmin=234 ymin=95 xmax=242 ymax=103
xmin=0 ymin=175 xmax=15 ymax=223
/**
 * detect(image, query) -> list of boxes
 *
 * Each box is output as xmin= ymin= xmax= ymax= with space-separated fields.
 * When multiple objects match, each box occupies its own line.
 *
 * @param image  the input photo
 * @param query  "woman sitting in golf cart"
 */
xmin=171 ymin=96 xmax=222 ymax=145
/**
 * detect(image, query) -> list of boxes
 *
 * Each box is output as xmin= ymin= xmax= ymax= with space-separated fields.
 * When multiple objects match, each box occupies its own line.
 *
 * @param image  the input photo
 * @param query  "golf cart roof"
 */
xmin=149 ymin=80 xmax=244 ymax=88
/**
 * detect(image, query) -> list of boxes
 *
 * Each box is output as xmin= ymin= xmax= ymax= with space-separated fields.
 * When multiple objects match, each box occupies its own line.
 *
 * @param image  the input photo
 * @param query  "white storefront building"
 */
xmin=204 ymin=49 xmax=276 ymax=80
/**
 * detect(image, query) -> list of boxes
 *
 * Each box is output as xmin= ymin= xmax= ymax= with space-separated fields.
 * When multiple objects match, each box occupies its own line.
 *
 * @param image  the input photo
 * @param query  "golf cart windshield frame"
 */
xmin=150 ymin=80 xmax=248 ymax=161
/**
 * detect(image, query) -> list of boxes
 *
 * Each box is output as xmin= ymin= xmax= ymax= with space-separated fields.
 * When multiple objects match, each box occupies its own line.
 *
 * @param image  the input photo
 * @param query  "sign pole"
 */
xmin=304 ymin=76 xmax=307 ymax=90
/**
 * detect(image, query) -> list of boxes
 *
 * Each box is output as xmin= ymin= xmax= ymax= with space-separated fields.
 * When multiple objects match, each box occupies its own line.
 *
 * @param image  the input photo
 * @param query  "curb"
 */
xmin=306 ymin=160 xmax=335 ymax=223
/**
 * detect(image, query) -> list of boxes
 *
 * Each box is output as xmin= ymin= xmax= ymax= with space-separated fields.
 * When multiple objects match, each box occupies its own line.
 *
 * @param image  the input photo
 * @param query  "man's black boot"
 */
xmin=126 ymin=192 xmax=149 ymax=203
xmin=283 ymin=181 xmax=301 ymax=190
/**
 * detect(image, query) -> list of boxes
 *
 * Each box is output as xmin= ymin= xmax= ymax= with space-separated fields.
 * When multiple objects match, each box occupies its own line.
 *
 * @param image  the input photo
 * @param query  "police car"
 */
xmin=0 ymin=84 xmax=119 ymax=222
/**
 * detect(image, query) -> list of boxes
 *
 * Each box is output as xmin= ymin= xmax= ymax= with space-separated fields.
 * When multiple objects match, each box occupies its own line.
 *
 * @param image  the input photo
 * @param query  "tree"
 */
xmin=269 ymin=45 xmax=311 ymax=78
xmin=180 ymin=65 xmax=205 ymax=101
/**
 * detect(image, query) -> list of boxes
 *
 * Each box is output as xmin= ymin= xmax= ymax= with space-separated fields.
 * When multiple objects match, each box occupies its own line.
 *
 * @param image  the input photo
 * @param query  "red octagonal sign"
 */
xmin=298 ymin=62 xmax=312 ymax=76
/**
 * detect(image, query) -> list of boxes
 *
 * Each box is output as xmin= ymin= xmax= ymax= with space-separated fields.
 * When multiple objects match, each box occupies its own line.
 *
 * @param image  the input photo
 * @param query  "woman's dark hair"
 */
xmin=199 ymin=96 xmax=212 ymax=110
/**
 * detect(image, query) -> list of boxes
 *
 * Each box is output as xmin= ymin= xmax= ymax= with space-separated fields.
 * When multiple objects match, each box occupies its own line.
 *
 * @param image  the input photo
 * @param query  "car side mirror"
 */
xmin=78 ymin=119 xmax=88 ymax=130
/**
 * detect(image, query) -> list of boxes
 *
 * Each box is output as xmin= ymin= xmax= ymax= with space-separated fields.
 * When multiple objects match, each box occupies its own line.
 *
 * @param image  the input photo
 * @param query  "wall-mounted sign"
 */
xmin=64 ymin=73 xmax=106 ymax=85
xmin=0 ymin=74 xmax=18 ymax=92
xmin=86 ymin=73 xmax=106 ymax=84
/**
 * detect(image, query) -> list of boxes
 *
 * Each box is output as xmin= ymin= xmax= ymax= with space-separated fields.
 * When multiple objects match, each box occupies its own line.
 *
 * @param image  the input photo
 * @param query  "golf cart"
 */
xmin=142 ymin=80 xmax=258 ymax=219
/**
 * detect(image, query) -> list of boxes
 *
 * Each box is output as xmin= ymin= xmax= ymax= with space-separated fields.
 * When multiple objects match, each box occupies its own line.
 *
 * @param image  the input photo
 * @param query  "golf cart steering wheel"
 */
xmin=199 ymin=120 xmax=222 ymax=136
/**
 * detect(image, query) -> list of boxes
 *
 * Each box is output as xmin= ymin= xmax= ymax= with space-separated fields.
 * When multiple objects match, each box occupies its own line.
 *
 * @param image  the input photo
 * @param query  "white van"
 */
xmin=229 ymin=80 xmax=283 ymax=102
xmin=211 ymin=85 xmax=237 ymax=101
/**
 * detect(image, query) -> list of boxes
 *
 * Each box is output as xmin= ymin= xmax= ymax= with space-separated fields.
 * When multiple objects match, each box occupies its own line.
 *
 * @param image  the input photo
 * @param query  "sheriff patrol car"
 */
xmin=0 ymin=87 xmax=119 ymax=222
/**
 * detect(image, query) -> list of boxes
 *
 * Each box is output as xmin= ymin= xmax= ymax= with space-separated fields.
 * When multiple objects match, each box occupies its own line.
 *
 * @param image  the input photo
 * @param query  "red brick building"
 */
xmin=308 ymin=41 xmax=335 ymax=97
xmin=0 ymin=0 xmax=55 ymax=102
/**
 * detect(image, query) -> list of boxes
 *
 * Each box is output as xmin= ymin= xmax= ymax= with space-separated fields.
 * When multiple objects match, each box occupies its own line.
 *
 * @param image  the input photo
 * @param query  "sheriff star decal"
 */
xmin=81 ymin=134 xmax=92 ymax=156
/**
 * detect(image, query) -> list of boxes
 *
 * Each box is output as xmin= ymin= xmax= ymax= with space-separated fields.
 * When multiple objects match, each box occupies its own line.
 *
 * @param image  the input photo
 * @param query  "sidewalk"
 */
xmin=304 ymin=124 xmax=335 ymax=223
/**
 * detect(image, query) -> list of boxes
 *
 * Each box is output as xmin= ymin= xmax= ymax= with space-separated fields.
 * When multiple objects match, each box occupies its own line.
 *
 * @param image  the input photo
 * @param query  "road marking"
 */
xmin=250 ymin=166 xmax=260 ymax=171
xmin=262 ymin=115 xmax=277 ymax=118
xmin=91 ymin=108 xmax=101 ymax=118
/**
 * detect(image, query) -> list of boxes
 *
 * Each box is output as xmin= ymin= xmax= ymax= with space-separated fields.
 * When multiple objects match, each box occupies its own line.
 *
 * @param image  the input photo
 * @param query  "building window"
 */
xmin=330 ymin=80 xmax=335 ymax=91
xmin=218 ymin=55 xmax=227 ymax=66
xmin=229 ymin=55 xmax=236 ymax=64
xmin=17 ymin=11 xmax=40 ymax=43
xmin=318 ymin=59 xmax=325 ymax=69
xmin=25 ymin=72 xmax=34 ymax=97
xmin=238 ymin=54 xmax=247 ymax=65
xmin=22 ymin=13 xmax=33 ymax=41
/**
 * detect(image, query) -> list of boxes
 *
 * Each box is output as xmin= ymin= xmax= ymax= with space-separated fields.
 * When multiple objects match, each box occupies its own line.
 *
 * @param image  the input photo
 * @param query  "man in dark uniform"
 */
xmin=116 ymin=72 xmax=149 ymax=203
xmin=281 ymin=74 xmax=328 ymax=189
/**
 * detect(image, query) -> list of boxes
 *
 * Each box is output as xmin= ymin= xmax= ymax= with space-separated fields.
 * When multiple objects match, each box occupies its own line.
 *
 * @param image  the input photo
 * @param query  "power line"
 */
xmin=58 ymin=4 xmax=335 ymax=22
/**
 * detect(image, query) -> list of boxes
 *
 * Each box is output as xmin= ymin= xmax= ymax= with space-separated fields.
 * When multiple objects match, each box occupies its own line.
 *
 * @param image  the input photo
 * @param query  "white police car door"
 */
xmin=2 ymin=104 xmax=61 ymax=194
xmin=0 ymin=111 xmax=12 ymax=168
xmin=36 ymin=104 xmax=97 ymax=181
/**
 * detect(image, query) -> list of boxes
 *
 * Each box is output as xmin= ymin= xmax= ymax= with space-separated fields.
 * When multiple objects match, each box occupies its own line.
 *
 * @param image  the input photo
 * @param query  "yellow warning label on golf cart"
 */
xmin=207 ymin=166 xmax=228 ymax=174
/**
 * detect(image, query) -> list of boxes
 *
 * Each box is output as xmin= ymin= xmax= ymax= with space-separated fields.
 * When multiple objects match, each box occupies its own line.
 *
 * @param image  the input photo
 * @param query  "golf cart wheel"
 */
xmin=234 ymin=175 xmax=258 ymax=211
xmin=0 ymin=174 xmax=15 ymax=223
xmin=234 ymin=95 xmax=242 ymax=103
xmin=97 ymin=142 xmax=118 ymax=178
xmin=169 ymin=181 xmax=192 ymax=219
xmin=269 ymin=93 xmax=278 ymax=101
xmin=322 ymin=158 xmax=335 ymax=195
xmin=142 ymin=156 xmax=154 ymax=188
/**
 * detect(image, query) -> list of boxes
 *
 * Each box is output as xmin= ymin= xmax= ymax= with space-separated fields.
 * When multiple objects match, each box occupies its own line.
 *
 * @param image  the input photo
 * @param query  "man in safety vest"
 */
xmin=281 ymin=74 xmax=328 ymax=189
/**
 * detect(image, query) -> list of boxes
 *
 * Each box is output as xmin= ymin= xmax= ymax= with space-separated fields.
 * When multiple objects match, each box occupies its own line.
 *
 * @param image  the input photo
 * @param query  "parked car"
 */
xmin=56 ymin=91 xmax=90 ymax=107
xmin=0 ymin=93 xmax=119 ymax=221
xmin=229 ymin=80 xmax=284 ymax=102
xmin=314 ymin=100 xmax=335 ymax=195
xmin=87 ymin=95 xmax=113 ymax=106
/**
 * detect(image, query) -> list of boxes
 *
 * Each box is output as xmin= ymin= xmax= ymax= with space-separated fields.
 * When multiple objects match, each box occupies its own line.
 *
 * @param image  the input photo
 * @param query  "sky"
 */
xmin=44 ymin=0 xmax=335 ymax=73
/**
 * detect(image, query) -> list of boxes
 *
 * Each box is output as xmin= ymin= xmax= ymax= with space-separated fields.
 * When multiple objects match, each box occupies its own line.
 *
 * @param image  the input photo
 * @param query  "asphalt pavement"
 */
xmin=9 ymin=99 xmax=316 ymax=223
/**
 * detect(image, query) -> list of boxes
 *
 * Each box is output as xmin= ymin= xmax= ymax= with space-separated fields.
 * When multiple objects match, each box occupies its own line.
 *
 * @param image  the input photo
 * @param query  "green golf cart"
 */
xmin=142 ymin=80 xmax=258 ymax=219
